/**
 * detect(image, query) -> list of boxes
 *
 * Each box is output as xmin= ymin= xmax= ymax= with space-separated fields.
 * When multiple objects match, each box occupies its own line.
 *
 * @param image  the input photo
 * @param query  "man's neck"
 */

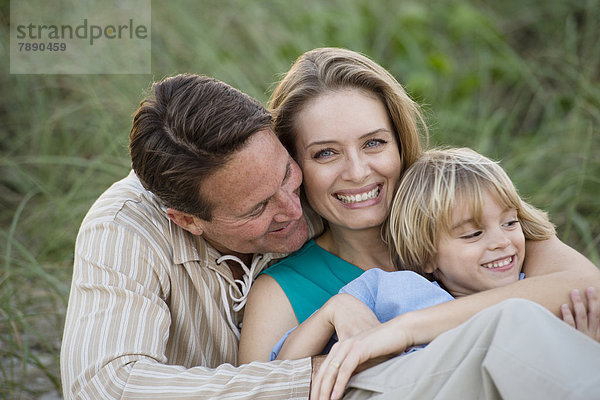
xmin=229 ymin=260 xmax=249 ymax=281
xmin=203 ymin=239 xmax=254 ymax=279
xmin=223 ymin=252 xmax=253 ymax=280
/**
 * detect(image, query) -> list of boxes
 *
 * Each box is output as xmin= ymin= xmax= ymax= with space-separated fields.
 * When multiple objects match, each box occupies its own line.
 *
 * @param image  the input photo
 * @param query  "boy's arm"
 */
xmin=278 ymin=294 xmax=380 ymax=360
xmin=277 ymin=311 xmax=336 ymax=360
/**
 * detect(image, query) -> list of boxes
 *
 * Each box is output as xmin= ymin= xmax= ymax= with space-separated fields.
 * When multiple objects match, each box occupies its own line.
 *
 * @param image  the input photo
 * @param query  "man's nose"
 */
xmin=273 ymin=189 xmax=302 ymax=222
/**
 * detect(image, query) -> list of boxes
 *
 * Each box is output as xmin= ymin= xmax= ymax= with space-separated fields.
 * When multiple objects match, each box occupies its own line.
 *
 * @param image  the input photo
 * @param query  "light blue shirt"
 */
xmin=270 ymin=269 xmax=453 ymax=360
xmin=339 ymin=269 xmax=454 ymax=323
xmin=270 ymin=269 xmax=525 ymax=360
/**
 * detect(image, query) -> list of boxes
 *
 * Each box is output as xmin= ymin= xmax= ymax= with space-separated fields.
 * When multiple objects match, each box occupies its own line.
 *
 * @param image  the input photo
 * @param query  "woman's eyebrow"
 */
xmin=306 ymin=128 xmax=392 ymax=147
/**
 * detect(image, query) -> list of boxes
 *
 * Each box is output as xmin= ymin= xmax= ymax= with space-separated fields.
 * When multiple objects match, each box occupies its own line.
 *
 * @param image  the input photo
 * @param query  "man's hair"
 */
xmin=388 ymin=147 xmax=556 ymax=276
xmin=268 ymin=47 xmax=428 ymax=175
xmin=129 ymin=74 xmax=271 ymax=220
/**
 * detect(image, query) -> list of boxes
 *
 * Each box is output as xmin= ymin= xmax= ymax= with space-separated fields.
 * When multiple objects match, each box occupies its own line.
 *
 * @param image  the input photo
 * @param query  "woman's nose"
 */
xmin=341 ymin=152 xmax=370 ymax=182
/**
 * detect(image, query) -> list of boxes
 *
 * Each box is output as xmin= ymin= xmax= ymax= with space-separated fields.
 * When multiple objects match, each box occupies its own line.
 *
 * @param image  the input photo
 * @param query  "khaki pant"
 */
xmin=344 ymin=299 xmax=600 ymax=400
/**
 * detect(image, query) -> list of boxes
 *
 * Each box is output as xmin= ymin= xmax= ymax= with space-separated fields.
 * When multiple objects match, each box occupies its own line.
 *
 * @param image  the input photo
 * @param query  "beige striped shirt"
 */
xmin=61 ymin=171 xmax=319 ymax=399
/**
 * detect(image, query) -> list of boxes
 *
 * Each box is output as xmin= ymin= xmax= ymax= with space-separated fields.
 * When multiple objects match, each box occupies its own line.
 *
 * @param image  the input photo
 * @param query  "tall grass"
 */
xmin=1 ymin=0 xmax=599 ymax=397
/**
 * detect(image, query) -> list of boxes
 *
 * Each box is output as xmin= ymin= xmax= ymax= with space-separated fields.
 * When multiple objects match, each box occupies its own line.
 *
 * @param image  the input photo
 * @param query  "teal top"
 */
xmin=262 ymin=239 xmax=364 ymax=324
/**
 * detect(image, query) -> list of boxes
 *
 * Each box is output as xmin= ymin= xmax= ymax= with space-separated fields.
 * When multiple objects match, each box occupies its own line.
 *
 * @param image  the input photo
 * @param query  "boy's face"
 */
xmin=427 ymin=189 xmax=525 ymax=297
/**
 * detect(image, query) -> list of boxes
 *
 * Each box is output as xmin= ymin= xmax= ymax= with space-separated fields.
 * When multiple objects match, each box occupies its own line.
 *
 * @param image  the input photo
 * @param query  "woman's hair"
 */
xmin=388 ymin=147 xmax=556 ymax=276
xmin=268 ymin=47 xmax=428 ymax=174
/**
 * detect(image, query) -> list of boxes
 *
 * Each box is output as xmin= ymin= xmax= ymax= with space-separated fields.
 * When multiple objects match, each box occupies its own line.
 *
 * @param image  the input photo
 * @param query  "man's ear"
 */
xmin=167 ymin=208 xmax=203 ymax=236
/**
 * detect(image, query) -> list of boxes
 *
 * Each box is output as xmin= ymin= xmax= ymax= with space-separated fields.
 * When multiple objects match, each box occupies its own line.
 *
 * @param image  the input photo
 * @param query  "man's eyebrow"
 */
xmin=239 ymin=160 xmax=291 ymax=218
xmin=282 ymin=159 xmax=291 ymax=184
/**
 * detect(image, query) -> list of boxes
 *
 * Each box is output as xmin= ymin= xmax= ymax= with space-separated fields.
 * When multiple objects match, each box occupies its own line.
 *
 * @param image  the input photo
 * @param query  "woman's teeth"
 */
xmin=482 ymin=256 xmax=512 ymax=269
xmin=336 ymin=186 xmax=380 ymax=204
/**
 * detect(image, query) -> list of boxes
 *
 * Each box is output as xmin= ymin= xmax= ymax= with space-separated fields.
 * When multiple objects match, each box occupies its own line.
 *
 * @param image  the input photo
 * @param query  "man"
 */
xmin=61 ymin=73 xmax=600 ymax=400
xmin=61 ymin=74 xmax=322 ymax=398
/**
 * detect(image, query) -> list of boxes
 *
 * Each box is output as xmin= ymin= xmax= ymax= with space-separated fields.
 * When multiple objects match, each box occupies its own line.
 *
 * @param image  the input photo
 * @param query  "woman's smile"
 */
xmin=334 ymin=184 xmax=382 ymax=206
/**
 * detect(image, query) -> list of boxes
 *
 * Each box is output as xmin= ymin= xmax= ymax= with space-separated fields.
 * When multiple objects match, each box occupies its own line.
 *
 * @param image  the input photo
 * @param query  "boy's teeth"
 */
xmin=336 ymin=187 xmax=380 ymax=204
xmin=482 ymin=256 xmax=512 ymax=269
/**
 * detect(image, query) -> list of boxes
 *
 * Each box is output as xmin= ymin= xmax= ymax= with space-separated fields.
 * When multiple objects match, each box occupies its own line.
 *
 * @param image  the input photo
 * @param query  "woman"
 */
xmin=238 ymin=46 xmax=427 ymax=363
xmin=239 ymin=48 xmax=600 ymax=398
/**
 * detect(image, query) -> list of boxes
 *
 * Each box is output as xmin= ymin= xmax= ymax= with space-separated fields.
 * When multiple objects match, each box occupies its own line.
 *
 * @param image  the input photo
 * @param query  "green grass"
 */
xmin=1 ymin=0 xmax=599 ymax=397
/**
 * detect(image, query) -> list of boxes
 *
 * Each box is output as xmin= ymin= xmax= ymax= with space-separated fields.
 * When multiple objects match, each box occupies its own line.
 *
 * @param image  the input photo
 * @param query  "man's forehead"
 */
xmin=202 ymin=130 xmax=290 ymax=214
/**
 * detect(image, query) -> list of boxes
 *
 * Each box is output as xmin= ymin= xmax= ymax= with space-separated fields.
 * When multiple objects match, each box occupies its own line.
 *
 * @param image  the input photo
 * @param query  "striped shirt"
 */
xmin=60 ymin=171 xmax=320 ymax=399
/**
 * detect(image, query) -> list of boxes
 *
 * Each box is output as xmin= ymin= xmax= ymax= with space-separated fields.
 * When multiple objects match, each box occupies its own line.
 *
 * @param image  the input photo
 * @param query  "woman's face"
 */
xmin=293 ymin=89 xmax=402 ymax=231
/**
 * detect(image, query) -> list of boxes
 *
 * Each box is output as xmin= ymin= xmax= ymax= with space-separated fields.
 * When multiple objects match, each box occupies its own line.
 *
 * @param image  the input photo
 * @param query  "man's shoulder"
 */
xmin=80 ymin=171 xmax=166 ymax=231
xmin=76 ymin=171 xmax=210 ymax=265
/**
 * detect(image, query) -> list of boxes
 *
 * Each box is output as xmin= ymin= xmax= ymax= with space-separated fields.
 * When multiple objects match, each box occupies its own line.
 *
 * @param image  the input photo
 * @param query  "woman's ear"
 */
xmin=166 ymin=208 xmax=203 ymax=235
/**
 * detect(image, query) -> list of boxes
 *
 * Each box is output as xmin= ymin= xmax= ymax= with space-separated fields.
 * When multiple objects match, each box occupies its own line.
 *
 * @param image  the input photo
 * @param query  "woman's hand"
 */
xmin=310 ymin=316 xmax=413 ymax=400
xmin=561 ymin=287 xmax=600 ymax=342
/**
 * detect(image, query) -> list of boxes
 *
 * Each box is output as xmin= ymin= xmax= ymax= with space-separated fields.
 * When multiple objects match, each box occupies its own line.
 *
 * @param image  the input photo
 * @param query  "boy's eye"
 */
xmin=503 ymin=219 xmax=520 ymax=228
xmin=460 ymin=231 xmax=482 ymax=240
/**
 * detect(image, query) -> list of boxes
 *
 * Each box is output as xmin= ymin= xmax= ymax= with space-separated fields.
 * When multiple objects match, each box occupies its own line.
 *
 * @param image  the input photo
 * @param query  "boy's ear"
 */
xmin=166 ymin=208 xmax=203 ymax=236
xmin=423 ymin=261 xmax=436 ymax=274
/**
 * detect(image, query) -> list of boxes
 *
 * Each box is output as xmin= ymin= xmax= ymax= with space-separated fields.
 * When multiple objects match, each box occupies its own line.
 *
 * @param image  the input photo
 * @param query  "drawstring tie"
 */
xmin=215 ymin=254 xmax=263 ymax=340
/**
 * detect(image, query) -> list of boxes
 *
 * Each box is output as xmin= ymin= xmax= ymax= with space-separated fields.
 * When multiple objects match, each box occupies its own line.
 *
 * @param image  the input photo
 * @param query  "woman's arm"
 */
xmin=561 ymin=287 xmax=600 ymax=342
xmin=238 ymin=274 xmax=299 ymax=364
xmin=311 ymin=236 xmax=600 ymax=399
xmin=523 ymin=234 xmax=597 ymax=277
xmin=391 ymin=236 xmax=600 ymax=349
xmin=366 ymin=235 xmax=599 ymax=345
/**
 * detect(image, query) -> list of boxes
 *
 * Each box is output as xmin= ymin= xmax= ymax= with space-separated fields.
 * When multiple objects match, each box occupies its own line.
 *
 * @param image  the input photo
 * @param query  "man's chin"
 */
xmin=268 ymin=220 xmax=309 ymax=254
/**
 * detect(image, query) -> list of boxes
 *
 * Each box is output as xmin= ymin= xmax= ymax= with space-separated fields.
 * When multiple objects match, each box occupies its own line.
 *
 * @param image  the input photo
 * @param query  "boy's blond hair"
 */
xmin=388 ymin=147 xmax=555 ymax=276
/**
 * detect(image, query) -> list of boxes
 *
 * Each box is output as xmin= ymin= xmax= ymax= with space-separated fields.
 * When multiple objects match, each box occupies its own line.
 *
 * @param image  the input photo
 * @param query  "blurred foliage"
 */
xmin=1 ymin=0 xmax=599 ymax=397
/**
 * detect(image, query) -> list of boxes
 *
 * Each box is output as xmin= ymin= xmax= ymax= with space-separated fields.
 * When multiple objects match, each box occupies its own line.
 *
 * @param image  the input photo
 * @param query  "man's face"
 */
xmin=195 ymin=129 xmax=309 ymax=256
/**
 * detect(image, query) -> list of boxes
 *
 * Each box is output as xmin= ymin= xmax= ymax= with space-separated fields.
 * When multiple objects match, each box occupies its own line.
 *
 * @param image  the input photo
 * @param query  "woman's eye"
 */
xmin=313 ymin=149 xmax=334 ymax=159
xmin=365 ymin=139 xmax=386 ymax=148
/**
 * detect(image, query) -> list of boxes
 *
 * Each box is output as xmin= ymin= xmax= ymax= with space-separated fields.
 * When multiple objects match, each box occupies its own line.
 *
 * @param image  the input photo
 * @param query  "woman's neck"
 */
xmin=315 ymin=226 xmax=395 ymax=272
